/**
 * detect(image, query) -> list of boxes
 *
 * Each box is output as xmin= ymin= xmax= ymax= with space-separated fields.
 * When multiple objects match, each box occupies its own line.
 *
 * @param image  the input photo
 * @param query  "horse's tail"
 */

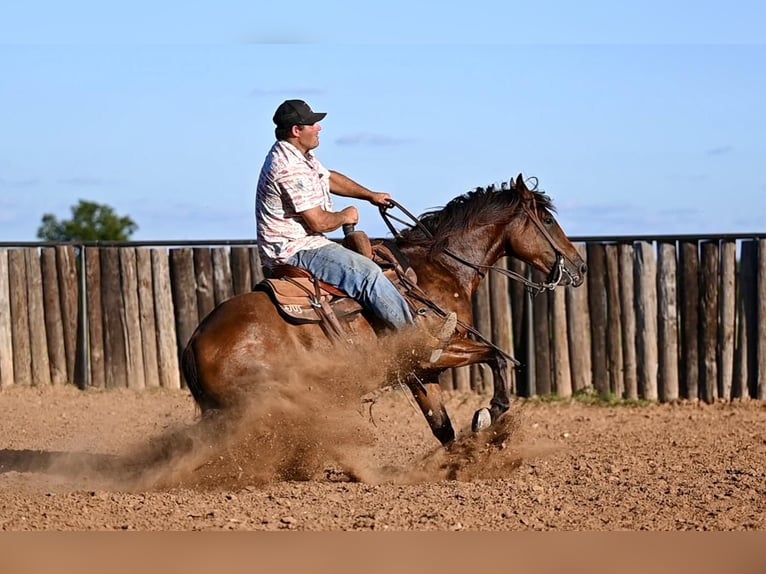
xmin=181 ymin=338 xmax=219 ymax=413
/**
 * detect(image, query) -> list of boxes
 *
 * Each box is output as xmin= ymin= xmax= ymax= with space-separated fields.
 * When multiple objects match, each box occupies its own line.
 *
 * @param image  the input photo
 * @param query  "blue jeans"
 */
xmin=287 ymin=242 xmax=414 ymax=330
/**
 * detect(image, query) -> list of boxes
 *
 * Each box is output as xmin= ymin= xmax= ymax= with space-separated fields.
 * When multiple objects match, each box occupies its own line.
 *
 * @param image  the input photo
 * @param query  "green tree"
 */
xmin=37 ymin=200 xmax=138 ymax=241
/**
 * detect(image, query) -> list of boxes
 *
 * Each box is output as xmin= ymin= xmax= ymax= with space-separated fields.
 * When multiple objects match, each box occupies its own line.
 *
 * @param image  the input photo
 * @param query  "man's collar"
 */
xmin=277 ymin=139 xmax=314 ymax=160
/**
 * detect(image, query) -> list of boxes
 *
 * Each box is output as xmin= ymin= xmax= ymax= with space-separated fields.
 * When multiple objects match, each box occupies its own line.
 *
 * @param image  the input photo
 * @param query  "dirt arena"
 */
xmin=0 ymin=381 xmax=764 ymax=531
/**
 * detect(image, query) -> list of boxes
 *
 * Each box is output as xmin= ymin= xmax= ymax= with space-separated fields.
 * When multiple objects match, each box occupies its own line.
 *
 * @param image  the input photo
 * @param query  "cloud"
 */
xmin=249 ymin=87 xmax=325 ymax=98
xmin=239 ymin=32 xmax=324 ymax=45
xmin=665 ymin=173 xmax=708 ymax=183
xmin=558 ymin=201 xmax=710 ymax=236
xmin=706 ymin=145 xmax=734 ymax=156
xmin=57 ymin=176 xmax=111 ymax=186
xmin=0 ymin=177 xmax=40 ymax=188
xmin=334 ymin=133 xmax=412 ymax=147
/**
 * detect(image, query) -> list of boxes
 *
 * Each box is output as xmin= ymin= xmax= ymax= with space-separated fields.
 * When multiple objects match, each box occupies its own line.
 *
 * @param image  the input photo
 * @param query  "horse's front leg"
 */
xmin=429 ymin=338 xmax=513 ymax=433
xmin=406 ymin=375 xmax=455 ymax=445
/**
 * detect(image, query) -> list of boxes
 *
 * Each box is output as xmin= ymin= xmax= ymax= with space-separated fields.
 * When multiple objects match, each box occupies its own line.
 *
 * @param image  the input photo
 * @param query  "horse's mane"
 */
xmin=398 ymin=177 xmax=555 ymax=254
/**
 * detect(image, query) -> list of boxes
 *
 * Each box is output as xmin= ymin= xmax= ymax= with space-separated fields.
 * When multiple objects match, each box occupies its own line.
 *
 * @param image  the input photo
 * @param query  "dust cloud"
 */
xmin=20 ymin=332 xmax=535 ymax=491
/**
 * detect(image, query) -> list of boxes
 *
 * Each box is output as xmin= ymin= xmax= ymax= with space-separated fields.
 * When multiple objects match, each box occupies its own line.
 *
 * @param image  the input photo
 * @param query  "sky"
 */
xmin=1 ymin=0 xmax=764 ymax=243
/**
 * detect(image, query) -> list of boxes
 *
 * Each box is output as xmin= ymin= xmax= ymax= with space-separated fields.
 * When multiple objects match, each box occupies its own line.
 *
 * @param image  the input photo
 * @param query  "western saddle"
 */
xmin=254 ymin=231 xmax=416 ymax=343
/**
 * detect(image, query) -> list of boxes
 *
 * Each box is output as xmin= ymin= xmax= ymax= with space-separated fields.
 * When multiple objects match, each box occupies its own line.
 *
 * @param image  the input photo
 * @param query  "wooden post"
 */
xmin=586 ymin=243 xmax=608 ymax=396
xmin=84 ymin=247 xmax=105 ymax=389
xmin=531 ymin=269 xmax=551 ymax=396
xmin=137 ymin=248 xmax=160 ymax=388
xmin=657 ymin=241 xmax=680 ymax=402
xmin=617 ymin=243 xmax=638 ymax=400
xmin=231 ymin=246 xmax=252 ymax=296
xmin=509 ymin=258 xmax=529 ymax=396
xmin=489 ymin=257 xmax=513 ymax=395
xmin=522 ymin=290 xmax=535 ymax=398
xmin=699 ymin=241 xmax=719 ymax=403
xmin=471 ymin=275 xmax=492 ymax=393
xmin=170 ymin=248 xmax=198 ymax=388
xmin=678 ymin=241 xmax=700 ymax=400
xmin=735 ymin=241 xmax=757 ymax=399
xmin=439 ymin=369 xmax=454 ymax=391
xmin=566 ymin=244 xmax=591 ymax=394
xmin=41 ymin=247 xmax=67 ymax=385
xmin=551 ymin=283 xmax=571 ymax=397
xmin=100 ymin=248 xmax=128 ymax=389
xmin=152 ymin=249 xmax=180 ymax=389
xmin=757 ymin=239 xmax=766 ymax=400
xmin=634 ymin=241 xmax=658 ymax=401
xmin=25 ymin=249 xmax=51 ymax=386
xmin=719 ymin=240 xmax=736 ymax=401
xmin=212 ymin=247 xmax=234 ymax=305
xmin=249 ymin=247 xmax=265 ymax=286
xmin=453 ymin=366 xmax=471 ymax=393
xmin=508 ymin=257 xmax=527 ymax=370
xmin=193 ymin=248 xmax=215 ymax=322
xmin=8 ymin=250 xmax=31 ymax=386
xmin=120 ymin=248 xmax=146 ymax=390
xmin=75 ymin=246 xmax=89 ymax=390
xmin=56 ymin=245 xmax=79 ymax=385
xmin=0 ymin=249 xmax=13 ymax=387
xmin=605 ymin=244 xmax=623 ymax=398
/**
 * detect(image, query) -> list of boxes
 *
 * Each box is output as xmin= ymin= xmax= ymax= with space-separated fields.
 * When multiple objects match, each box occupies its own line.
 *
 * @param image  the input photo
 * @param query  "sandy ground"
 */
xmin=0 ymin=383 xmax=764 ymax=531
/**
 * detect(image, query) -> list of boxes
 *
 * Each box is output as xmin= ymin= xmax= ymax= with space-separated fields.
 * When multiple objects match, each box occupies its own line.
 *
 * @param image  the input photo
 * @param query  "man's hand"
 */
xmin=368 ymin=192 xmax=394 ymax=208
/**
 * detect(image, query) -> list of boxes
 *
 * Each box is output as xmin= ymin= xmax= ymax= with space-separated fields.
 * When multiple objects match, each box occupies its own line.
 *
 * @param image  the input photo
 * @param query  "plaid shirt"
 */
xmin=255 ymin=140 xmax=333 ymax=267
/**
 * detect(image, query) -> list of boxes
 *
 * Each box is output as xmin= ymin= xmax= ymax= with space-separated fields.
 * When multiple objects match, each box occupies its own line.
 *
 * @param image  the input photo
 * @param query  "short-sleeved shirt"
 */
xmin=255 ymin=140 xmax=334 ymax=268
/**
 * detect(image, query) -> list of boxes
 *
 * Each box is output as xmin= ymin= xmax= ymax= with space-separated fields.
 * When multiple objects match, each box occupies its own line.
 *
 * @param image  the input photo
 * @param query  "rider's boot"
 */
xmin=428 ymin=313 xmax=457 ymax=363
xmin=386 ymin=312 xmax=457 ymax=377
xmin=416 ymin=311 xmax=458 ymax=365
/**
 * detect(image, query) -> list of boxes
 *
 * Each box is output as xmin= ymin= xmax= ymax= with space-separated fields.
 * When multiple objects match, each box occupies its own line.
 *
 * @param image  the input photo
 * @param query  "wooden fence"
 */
xmin=0 ymin=236 xmax=765 ymax=402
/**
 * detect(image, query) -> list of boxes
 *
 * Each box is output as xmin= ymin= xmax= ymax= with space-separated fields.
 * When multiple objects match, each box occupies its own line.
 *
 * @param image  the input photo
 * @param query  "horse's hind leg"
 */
xmin=407 ymin=378 xmax=455 ymax=446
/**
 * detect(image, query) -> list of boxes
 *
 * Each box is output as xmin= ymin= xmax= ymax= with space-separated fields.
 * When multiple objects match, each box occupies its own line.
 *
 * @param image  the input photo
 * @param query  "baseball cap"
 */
xmin=273 ymin=99 xmax=327 ymax=128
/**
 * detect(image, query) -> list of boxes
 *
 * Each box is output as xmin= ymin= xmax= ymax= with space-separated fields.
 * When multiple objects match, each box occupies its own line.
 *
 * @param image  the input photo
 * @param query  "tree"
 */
xmin=37 ymin=200 xmax=138 ymax=241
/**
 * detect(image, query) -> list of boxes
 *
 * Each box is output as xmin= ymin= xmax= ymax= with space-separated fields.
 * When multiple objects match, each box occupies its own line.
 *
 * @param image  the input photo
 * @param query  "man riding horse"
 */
xmin=255 ymin=99 xmax=457 ymax=363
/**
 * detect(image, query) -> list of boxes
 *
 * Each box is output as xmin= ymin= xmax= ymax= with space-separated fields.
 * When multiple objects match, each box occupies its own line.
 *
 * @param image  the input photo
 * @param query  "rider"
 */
xmin=255 ymin=99 xmax=456 ymax=363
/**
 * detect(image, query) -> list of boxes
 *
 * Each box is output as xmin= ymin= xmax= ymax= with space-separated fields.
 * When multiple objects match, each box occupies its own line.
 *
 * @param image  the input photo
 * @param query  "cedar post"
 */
xmin=657 ymin=241 xmax=680 ymax=402
xmin=586 ymin=243 xmax=608 ymax=396
xmin=617 ymin=243 xmax=638 ymax=400
xmin=699 ymin=241 xmax=720 ymax=403
xmin=634 ymin=242 xmax=658 ymax=401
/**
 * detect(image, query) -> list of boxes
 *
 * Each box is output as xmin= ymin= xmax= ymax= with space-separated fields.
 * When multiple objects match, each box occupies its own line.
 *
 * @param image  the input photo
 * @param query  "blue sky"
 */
xmin=1 ymin=1 xmax=764 ymax=242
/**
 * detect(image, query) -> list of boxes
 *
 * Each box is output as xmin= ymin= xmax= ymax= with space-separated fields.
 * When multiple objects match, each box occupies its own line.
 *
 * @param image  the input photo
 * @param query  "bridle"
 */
xmin=380 ymin=197 xmax=577 ymax=296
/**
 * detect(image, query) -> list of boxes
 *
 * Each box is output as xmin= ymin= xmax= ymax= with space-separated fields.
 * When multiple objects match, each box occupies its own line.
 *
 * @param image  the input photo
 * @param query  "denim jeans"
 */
xmin=287 ymin=242 xmax=414 ymax=330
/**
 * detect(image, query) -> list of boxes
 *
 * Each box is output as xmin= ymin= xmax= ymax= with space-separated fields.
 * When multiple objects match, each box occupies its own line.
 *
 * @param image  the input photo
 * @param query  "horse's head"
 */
xmin=395 ymin=175 xmax=586 ymax=291
xmin=506 ymin=174 xmax=587 ymax=288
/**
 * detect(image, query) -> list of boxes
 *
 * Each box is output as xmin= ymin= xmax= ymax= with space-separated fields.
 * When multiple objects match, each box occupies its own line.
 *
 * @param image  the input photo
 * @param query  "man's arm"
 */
xmin=329 ymin=171 xmax=393 ymax=207
xmin=300 ymin=205 xmax=359 ymax=234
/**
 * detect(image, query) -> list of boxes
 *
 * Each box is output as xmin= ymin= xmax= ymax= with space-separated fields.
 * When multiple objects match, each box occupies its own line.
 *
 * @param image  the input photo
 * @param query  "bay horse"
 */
xmin=181 ymin=174 xmax=586 ymax=447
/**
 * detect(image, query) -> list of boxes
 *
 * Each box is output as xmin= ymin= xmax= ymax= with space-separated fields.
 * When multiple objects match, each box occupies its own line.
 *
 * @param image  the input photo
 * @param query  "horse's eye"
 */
xmin=543 ymin=214 xmax=554 ymax=225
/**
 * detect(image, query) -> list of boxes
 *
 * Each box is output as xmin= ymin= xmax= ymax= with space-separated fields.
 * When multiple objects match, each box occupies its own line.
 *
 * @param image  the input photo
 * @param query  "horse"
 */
xmin=181 ymin=174 xmax=586 ymax=447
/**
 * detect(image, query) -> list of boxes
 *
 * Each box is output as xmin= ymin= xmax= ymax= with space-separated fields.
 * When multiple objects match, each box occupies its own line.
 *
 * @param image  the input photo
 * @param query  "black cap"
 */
xmin=273 ymin=99 xmax=327 ymax=128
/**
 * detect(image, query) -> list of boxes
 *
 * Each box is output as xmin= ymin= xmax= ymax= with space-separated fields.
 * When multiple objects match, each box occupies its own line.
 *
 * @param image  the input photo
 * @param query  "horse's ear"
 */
xmin=515 ymin=173 xmax=527 ymax=190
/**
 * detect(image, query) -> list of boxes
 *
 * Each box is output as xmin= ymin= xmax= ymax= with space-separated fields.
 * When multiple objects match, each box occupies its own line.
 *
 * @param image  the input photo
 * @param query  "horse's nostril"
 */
xmin=580 ymin=263 xmax=588 ymax=275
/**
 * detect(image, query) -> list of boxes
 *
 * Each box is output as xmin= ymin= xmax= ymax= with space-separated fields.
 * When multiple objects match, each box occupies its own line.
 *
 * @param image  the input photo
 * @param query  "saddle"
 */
xmin=255 ymin=233 xmax=417 ymax=343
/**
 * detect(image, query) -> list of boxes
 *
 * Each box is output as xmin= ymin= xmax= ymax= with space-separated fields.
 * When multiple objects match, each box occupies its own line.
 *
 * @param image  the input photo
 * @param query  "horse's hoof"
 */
xmin=471 ymin=408 xmax=492 ymax=433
